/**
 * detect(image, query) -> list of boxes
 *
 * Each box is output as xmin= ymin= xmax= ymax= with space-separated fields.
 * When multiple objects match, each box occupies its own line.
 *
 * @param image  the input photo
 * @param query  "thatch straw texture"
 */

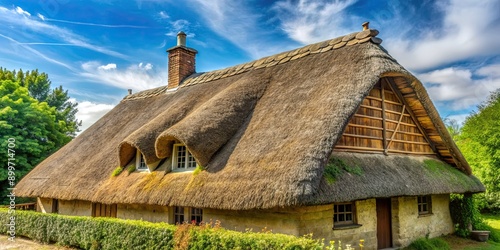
xmin=313 ymin=152 xmax=484 ymax=204
xmin=16 ymin=30 xmax=483 ymax=210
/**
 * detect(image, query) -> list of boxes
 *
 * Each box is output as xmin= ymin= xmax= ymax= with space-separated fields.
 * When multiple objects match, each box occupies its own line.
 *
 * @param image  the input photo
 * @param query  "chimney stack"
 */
xmin=166 ymin=31 xmax=198 ymax=90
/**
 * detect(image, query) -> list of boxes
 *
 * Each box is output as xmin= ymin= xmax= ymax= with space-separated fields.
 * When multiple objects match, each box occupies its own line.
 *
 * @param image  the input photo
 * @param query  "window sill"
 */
xmin=332 ymin=224 xmax=362 ymax=230
xmin=418 ymin=213 xmax=433 ymax=218
xmin=171 ymin=169 xmax=195 ymax=173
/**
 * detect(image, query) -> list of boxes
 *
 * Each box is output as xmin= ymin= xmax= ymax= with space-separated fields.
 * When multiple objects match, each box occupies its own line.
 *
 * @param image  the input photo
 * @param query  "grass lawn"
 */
xmin=442 ymin=213 xmax=500 ymax=250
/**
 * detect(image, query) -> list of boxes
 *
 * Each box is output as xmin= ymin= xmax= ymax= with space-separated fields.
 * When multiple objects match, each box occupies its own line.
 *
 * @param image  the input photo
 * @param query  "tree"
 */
xmin=0 ymin=80 xmax=69 ymax=203
xmin=0 ymin=68 xmax=81 ymax=137
xmin=457 ymin=90 xmax=500 ymax=212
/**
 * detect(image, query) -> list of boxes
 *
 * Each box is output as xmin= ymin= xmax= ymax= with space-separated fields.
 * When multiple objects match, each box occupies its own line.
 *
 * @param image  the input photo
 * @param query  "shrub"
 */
xmin=0 ymin=209 xmax=322 ymax=249
xmin=406 ymin=237 xmax=450 ymax=250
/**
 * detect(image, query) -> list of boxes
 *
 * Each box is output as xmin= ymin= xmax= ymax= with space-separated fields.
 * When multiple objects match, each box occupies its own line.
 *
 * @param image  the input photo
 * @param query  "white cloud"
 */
xmin=386 ymin=0 xmax=500 ymax=71
xmin=74 ymin=99 xmax=115 ymax=134
xmin=98 ymin=63 xmax=117 ymax=70
xmin=165 ymin=19 xmax=193 ymax=37
xmin=80 ymin=61 xmax=166 ymax=91
xmin=272 ymin=0 xmax=358 ymax=44
xmin=418 ymin=65 xmax=500 ymax=110
xmin=0 ymin=6 xmax=127 ymax=59
xmin=158 ymin=11 xmax=169 ymax=19
xmin=187 ymin=0 xmax=290 ymax=58
xmin=15 ymin=6 xmax=31 ymax=16
xmin=37 ymin=13 xmax=45 ymax=20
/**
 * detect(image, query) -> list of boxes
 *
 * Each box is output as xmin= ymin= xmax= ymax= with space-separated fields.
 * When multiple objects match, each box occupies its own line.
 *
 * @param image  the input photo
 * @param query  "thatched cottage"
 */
xmin=16 ymin=23 xmax=484 ymax=249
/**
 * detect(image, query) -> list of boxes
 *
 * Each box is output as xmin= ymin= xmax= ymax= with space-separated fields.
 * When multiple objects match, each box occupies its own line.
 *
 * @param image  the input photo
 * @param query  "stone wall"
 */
xmin=205 ymin=199 xmax=377 ymax=250
xmin=117 ymin=203 xmax=169 ymax=223
xmin=58 ymin=200 xmax=92 ymax=216
xmin=392 ymin=194 xmax=453 ymax=247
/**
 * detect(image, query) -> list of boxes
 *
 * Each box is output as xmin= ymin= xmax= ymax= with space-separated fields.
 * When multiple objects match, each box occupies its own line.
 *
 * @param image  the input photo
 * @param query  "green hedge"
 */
xmin=0 ymin=209 xmax=322 ymax=250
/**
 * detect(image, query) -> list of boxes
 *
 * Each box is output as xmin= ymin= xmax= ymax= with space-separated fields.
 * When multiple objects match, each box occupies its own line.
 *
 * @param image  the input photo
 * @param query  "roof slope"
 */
xmin=16 ymin=29 xmax=484 ymax=209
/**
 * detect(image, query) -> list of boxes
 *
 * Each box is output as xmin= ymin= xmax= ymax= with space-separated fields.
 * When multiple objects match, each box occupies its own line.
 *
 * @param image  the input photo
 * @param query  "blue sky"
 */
xmin=1 ymin=0 xmax=499 ymax=133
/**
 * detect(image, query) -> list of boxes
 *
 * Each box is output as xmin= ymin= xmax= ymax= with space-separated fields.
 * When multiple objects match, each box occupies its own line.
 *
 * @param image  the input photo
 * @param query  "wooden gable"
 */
xmin=335 ymin=78 xmax=436 ymax=155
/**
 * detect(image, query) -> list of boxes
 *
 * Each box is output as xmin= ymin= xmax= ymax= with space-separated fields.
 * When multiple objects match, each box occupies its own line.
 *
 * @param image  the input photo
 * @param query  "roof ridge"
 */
xmin=124 ymin=28 xmax=381 ymax=101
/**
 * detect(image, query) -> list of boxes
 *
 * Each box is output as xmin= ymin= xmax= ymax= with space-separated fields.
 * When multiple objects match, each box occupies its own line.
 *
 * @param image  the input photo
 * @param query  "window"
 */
xmin=191 ymin=208 xmax=203 ymax=225
xmin=136 ymin=150 xmax=149 ymax=171
xmin=417 ymin=196 xmax=432 ymax=215
xmin=172 ymin=144 xmax=197 ymax=171
xmin=174 ymin=206 xmax=184 ymax=224
xmin=333 ymin=202 xmax=355 ymax=226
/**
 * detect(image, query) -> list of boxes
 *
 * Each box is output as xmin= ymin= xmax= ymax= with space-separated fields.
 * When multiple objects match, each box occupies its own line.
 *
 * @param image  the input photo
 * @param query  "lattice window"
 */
xmin=333 ymin=202 xmax=355 ymax=226
xmin=174 ymin=206 xmax=185 ymax=224
xmin=136 ymin=150 xmax=149 ymax=171
xmin=190 ymin=207 xmax=203 ymax=225
xmin=417 ymin=195 xmax=432 ymax=215
xmin=172 ymin=144 xmax=198 ymax=171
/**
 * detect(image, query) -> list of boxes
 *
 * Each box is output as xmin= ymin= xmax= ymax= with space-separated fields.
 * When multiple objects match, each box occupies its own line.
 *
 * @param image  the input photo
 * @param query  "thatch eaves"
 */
xmin=15 ymin=29 xmax=483 ymax=210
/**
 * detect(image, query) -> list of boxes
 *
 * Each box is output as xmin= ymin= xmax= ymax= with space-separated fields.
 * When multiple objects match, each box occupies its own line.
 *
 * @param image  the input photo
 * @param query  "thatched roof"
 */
xmin=314 ymin=152 xmax=484 ymax=204
xmin=16 ymin=28 xmax=484 ymax=210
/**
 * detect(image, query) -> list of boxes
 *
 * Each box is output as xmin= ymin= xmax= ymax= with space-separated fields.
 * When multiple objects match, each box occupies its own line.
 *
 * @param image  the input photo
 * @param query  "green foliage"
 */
xmin=0 ymin=67 xmax=81 ymax=137
xmin=111 ymin=167 xmax=123 ymax=177
xmin=449 ymin=194 xmax=486 ymax=238
xmin=0 ymin=80 xmax=72 ymax=204
xmin=453 ymin=90 xmax=500 ymax=212
xmin=405 ymin=237 xmax=450 ymax=250
xmin=323 ymin=157 xmax=363 ymax=184
xmin=0 ymin=209 xmax=322 ymax=250
xmin=0 ymin=68 xmax=81 ymax=204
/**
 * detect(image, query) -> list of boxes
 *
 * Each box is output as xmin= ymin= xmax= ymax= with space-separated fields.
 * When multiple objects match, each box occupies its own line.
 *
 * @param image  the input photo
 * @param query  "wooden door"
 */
xmin=92 ymin=203 xmax=117 ymax=218
xmin=376 ymin=198 xmax=392 ymax=249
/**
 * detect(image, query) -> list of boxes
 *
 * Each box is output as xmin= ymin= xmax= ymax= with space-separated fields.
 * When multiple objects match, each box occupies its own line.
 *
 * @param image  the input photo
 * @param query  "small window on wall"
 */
xmin=333 ymin=202 xmax=355 ymax=226
xmin=172 ymin=144 xmax=197 ymax=171
xmin=174 ymin=206 xmax=184 ymax=224
xmin=136 ymin=150 xmax=149 ymax=171
xmin=417 ymin=195 xmax=432 ymax=215
xmin=191 ymin=207 xmax=203 ymax=225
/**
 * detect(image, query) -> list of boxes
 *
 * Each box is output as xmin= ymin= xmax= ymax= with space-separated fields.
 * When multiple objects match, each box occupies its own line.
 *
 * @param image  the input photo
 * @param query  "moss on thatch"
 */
xmin=323 ymin=157 xmax=363 ymax=184
xmin=110 ymin=167 xmax=123 ymax=177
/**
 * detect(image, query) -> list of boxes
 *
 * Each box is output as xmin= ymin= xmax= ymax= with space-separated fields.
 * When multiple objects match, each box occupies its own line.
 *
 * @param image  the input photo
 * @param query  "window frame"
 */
xmin=174 ymin=206 xmax=185 ymax=224
xmin=417 ymin=195 xmax=432 ymax=215
xmin=135 ymin=150 xmax=149 ymax=172
xmin=172 ymin=144 xmax=198 ymax=172
xmin=190 ymin=207 xmax=203 ymax=225
xmin=333 ymin=202 xmax=356 ymax=227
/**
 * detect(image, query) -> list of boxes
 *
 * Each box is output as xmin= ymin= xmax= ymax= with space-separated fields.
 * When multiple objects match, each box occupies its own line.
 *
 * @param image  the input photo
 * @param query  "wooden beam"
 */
xmin=343 ymin=133 xmax=383 ymax=140
xmin=335 ymin=145 xmax=384 ymax=152
xmin=385 ymin=78 xmax=438 ymax=154
xmin=381 ymin=80 xmax=388 ymax=154
xmin=384 ymin=104 xmax=405 ymax=154
xmin=386 ymin=149 xmax=436 ymax=155
xmin=347 ymin=123 xmax=383 ymax=131
xmin=354 ymin=114 xmax=383 ymax=121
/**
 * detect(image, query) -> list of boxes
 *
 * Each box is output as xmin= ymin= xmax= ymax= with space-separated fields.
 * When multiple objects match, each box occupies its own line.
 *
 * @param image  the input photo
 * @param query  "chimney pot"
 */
xmin=177 ymin=31 xmax=187 ymax=46
xmin=128 ymin=89 xmax=132 ymax=95
xmin=362 ymin=22 xmax=369 ymax=31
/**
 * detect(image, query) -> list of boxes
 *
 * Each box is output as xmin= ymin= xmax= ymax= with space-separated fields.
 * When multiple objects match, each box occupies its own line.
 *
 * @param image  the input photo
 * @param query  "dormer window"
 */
xmin=172 ymin=144 xmax=197 ymax=171
xmin=136 ymin=150 xmax=149 ymax=171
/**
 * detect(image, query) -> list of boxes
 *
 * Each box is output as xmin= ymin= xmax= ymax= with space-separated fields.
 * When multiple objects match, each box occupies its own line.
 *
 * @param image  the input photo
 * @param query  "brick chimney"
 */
xmin=166 ymin=31 xmax=198 ymax=90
